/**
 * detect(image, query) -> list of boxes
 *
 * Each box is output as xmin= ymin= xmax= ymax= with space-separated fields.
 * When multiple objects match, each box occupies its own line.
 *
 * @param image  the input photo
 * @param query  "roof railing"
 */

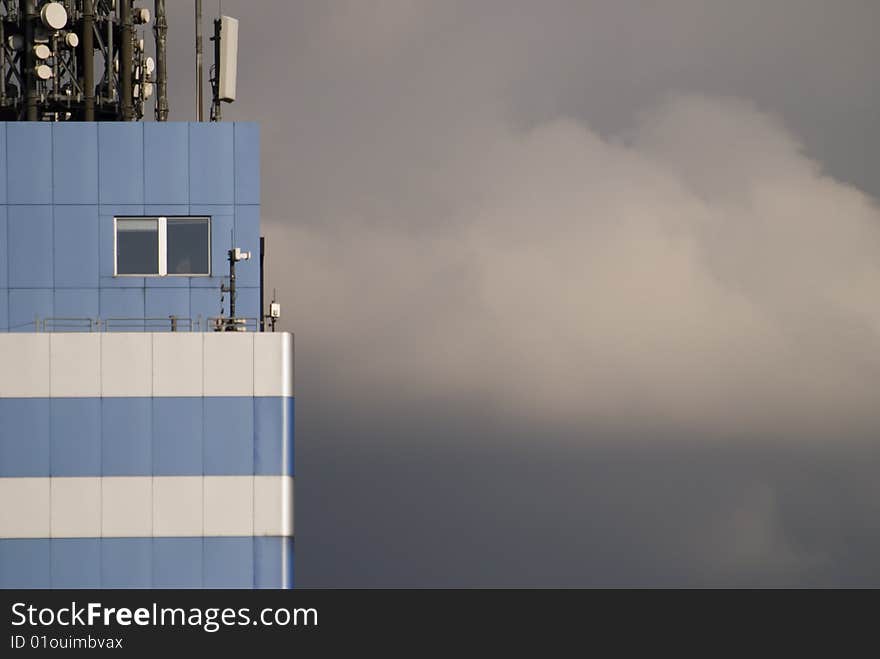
xmin=13 ymin=316 xmax=263 ymax=333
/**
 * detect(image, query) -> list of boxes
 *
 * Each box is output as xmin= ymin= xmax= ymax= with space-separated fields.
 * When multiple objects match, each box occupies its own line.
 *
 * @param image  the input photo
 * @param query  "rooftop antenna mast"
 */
xmin=154 ymin=0 xmax=169 ymax=120
xmin=219 ymin=246 xmax=251 ymax=331
xmin=23 ymin=0 xmax=37 ymax=121
xmin=1 ymin=1 xmax=157 ymax=121
xmin=83 ymin=0 xmax=95 ymax=121
xmin=210 ymin=11 xmax=238 ymax=122
xmin=195 ymin=0 xmax=203 ymax=121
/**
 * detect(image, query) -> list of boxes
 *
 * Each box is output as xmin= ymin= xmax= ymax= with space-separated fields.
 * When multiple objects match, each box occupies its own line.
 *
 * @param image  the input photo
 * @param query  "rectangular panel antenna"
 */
xmin=219 ymin=16 xmax=239 ymax=102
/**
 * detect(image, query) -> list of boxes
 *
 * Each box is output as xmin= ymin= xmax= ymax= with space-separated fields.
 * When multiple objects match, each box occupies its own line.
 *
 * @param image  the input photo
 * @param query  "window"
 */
xmin=115 ymin=216 xmax=211 ymax=276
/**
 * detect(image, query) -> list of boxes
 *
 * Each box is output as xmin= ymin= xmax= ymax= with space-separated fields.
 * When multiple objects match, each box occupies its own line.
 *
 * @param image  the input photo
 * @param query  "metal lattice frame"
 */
xmin=0 ymin=0 xmax=164 ymax=121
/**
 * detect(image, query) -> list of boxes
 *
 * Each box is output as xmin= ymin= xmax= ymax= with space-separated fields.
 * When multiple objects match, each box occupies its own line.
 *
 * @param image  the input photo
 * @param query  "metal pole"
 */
xmin=107 ymin=4 xmax=114 ymax=102
xmin=120 ymin=0 xmax=133 ymax=120
xmin=24 ymin=0 xmax=37 ymax=121
xmin=259 ymin=237 xmax=265 ymax=332
xmin=0 ymin=19 xmax=7 ymax=105
xmin=83 ymin=0 xmax=95 ymax=121
xmin=154 ymin=0 xmax=168 ymax=120
xmin=228 ymin=250 xmax=236 ymax=318
xmin=195 ymin=0 xmax=203 ymax=121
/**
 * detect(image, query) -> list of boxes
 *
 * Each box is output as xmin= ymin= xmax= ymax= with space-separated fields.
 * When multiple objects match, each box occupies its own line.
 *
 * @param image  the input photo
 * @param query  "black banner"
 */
xmin=0 ymin=589 xmax=841 ymax=652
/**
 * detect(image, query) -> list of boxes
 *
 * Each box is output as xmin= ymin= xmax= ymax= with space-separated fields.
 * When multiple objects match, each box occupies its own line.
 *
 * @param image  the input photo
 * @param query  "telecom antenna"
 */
xmin=0 ymin=1 xmax=161 ymax=121
xmin=209 ymin=11 xmax=237 ymax=122
xmin=195 ymin=0 xmax=202 ymax=120
xmin=153 ymin=0 xmax=168 ymax=120
xmin=218 ymin=246 xmax=251 ymax=332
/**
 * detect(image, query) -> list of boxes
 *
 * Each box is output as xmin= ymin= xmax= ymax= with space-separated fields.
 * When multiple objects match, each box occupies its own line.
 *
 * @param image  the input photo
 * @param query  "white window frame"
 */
xmin=114 ymin=216 xmax=211 ymax=277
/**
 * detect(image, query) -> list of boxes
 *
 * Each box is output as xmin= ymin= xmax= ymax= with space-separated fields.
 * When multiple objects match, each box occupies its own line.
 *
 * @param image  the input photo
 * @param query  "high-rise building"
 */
xmin=0 ymin=2 xmax=294 ymax=589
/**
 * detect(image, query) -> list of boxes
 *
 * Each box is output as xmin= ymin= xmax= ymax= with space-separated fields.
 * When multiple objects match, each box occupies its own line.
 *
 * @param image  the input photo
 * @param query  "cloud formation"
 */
xmin=158 ymin=1 xmax=880 ymax=585
xmin=274 ymin=93 xmax=880 ymax=441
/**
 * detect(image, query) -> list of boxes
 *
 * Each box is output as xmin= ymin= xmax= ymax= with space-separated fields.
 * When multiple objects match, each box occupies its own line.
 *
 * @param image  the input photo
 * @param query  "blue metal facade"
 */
xmin=0 ymin=397 xmax=294 ymax=478
xmin=0 ymin=121 xmax=262 ymax=331
xmin=0 ymin=122 xmax=295 ymax=589
xmin=0 ymin=537 xmax=293 ymax=589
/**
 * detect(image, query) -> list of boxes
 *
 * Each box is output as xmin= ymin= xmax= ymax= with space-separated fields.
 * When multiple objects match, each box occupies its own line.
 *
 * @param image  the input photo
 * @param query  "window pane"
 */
xmin=167 ymin=218 xmax=210 ymax=275
xmin=117 ymin=218 xmax=159 ymax=274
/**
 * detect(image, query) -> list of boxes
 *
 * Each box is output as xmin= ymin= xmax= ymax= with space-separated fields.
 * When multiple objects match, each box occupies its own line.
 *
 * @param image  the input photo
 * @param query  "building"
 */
xmin=0 ymin=119 xmax=295 ymax=588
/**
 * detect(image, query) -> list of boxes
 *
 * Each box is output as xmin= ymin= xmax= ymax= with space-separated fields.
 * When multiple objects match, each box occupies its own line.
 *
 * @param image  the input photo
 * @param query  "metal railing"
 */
xmin=13 ymin=316 xmax=264 ymax=333
xmin=102 ymin=316 xmax=196 ymax=332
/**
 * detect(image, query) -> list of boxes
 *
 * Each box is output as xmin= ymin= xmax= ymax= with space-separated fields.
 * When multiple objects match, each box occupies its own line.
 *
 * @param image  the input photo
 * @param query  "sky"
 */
xmin=162 ymin=1 xmax=880 ymax=586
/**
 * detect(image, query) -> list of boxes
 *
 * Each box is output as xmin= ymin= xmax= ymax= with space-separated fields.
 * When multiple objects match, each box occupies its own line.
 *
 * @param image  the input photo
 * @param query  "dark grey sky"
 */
xmin=164 ymin=2 xmax=880 ymax=586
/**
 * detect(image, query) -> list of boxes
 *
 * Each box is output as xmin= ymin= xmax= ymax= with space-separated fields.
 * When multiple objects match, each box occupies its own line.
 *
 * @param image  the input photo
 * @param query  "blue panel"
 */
xmin=54 ymin=205 xmax=100 ymax=287
xmin=192 ymin=209 xmax=233 ymax=288
xmin=99 ymin=204 xmax=146 ymax=216
xmin=189 ymin=205 xmax=236 ymax=217
xmin=204 ymin=537 xmax=254 ymax=588
xmin=287 ymin=538 xmax=294 ymax=589
xmin=234 ymin=205 xmax=260 ymax=287
xmin=99 ymin=288 xmax=145 ymax=323
xmin=190 ymin=287 xmax=223 ymax=328
xmin=51 ymin=398 xmax=100 ymax=477
xmin=153 ymin=537 xmax=203 ymax=588
xmin=145 ymin=204 xmax=190 ymax=215
xmin=53 ymin=123 xmax=99 ymax=204
xmin=7 ymin=123 xmax=51 ymax=204
xmin=153 ymin=397 xmax=202 ymax=475
xmin=53 ymin=288 xmax=99 ymax=321
xmin=234 ymin=123 xmax=260 ymax=205
xmin=254 ymin=537 xmax=293 ymax=589
xmin=102 ymin=398 xmax=151 ymax=476
xmin=145 ymin=277 xmax=189 ymax=289
xmin=8 ymin=205 xmax=53 ymax=287
xmin=52 ymin=539 xmax=101 ymax=589
xmin=235 ymin=287 xmax=261 ymax=325
xmin=99 ymin=123 xmax=144 ymax=204
xmin=0 ymin=539 xmax=51 ymax=588
xmin=189 ymin=122 xmax=234 ymax=204
xmin=0 ymin=289 xmax=7 ymax=331
xmin=0 ymin=398 xmax=50 ymax=477
xmin=145 ymin=287 xmax=190 ymax=320
xmin=0 ymin=123 xmax=7 ymax=204
xmin=101 ymin=538 xmax=152 ymax=588
xmin=145 ymin=122 xmax=189 ymax=204
xmin=0 ymin=205 xmax=6 ymax=288
xmin=8 ymin=289 xmax=52 ymax=332
xmin=204 ymin=397 xmax=253 ymax=475
xmin=255 ymin=397 xmax=295 ymax=476
xmin=99 ymin=212 xmax=144 ymax=286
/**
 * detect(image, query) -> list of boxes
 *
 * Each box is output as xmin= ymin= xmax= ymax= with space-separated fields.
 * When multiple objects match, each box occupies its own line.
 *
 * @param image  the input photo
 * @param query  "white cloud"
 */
xmin=269 ymin=93 xmax=880 ymax=441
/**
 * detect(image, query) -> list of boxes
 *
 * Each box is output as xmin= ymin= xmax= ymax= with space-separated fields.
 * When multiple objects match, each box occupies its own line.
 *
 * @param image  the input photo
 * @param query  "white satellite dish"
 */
xmin=40 ymin=2 xmax=68 ymax=30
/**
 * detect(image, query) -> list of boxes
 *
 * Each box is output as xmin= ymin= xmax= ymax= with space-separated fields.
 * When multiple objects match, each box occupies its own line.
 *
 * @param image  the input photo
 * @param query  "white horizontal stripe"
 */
xmin=153 ymin=476 xmax=203 ymax=537
xmin=254 ymin=475 xmax=294 ymax=537
xmin=203 ymin=475 xmax=253 ymax=536
xmin=103 ymin=476 xmax=152 ymax=537
xmin=0 ymin=335 xmax=50 ymax=397
xmin=0 ymin=332 xmax=294 ymax=398
xmin=0 ymin=478 xmax=50 ymax=538
xmin=254 ymin=332 xmax=294 ymax=398
xmin=0 ymin=476 xmax=294 ymax=539
xmin=52 ymin=477 xmax=101 ymax=537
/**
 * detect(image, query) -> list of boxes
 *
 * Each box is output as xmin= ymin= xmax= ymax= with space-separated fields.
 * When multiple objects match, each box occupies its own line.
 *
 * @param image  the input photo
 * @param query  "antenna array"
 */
xmin=0 ymin=0 xmax=167 ymax=121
